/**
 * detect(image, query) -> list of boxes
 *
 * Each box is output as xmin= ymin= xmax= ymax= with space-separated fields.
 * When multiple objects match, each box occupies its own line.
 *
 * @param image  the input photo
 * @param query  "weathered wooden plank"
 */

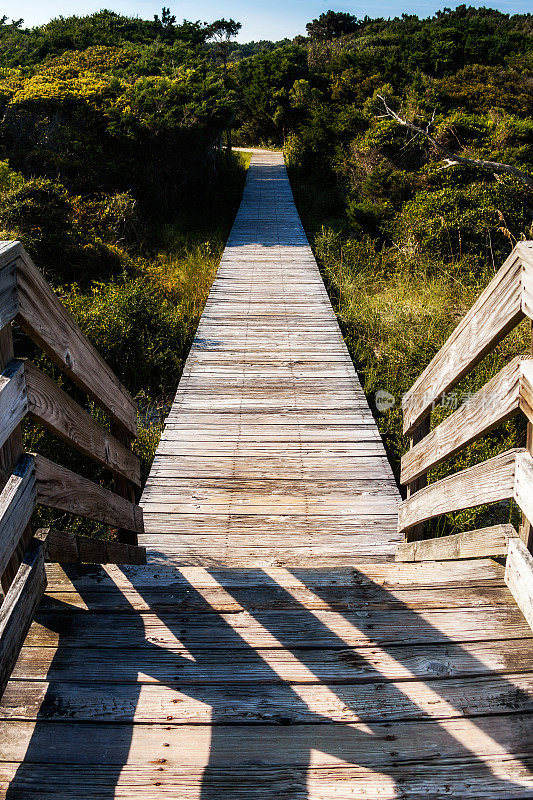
xmin=505 ymin=536 xmax=533 ymax=632
xmin=41 ymin=584 xmax=516 ymax=613
xmin=43 ymin=557 xmax=507 ymax=591
xmin=142 ymin=512 xmax=400 ymax=535
xmin=402 ymin=241 xmax=533 ymax=434
xmin=401 ymin=357 xmax=529 ymax=484
xmin=514 ymin=449 xmax=533 ymax=527
xmin=145 ymin=455 xmax=393 ymax=480
xmin=3 ymin=671 xmax=533 ymax=724
xmin=14 ymin=244 xmax=137 ymax=435
xmin=0 ymin=360 xmax=26 ymax=452
xmin=0 ymin=535 xmax=46 ymax=698
xmin=398 ymin=449 xmax=520 ymax=533
xmin=34 ymin=454 xmax=144 ymax=534
xmin=39 ymin=568 xmax=516 ymax=612
xmin=12 ymin=637 xmax=531 ymax=685
xmin=1 ymin=759 xmax=533 ymax=799
xmin=25 ymin=606 xmax=533 ymax=649
xmin=0 ymin=243 xmax=19 ymax=330
xmin=25 ymin=361 xmax=140 ymax=486
xmin=0 ymin=328 xmax=31 ymax=593
xmin=0 ymin=455 xmax=36 ymax=578
xmin=396 ymin=524 xmax=517 ymax=562
xmin=41 ymin=529 xmax=146 ymax=566
xmin=0 ymin=716 xmax=532 ymax=771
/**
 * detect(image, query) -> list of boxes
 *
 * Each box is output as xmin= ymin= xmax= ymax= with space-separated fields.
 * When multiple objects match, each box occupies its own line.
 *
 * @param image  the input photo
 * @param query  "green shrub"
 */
xmin=63 ymin=276 xmax=189 ymax=395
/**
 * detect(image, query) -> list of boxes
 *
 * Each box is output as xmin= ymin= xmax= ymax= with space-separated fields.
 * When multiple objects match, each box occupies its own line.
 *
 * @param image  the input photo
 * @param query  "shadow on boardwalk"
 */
xmin=4 ymin=564 xmax=533 ymax=797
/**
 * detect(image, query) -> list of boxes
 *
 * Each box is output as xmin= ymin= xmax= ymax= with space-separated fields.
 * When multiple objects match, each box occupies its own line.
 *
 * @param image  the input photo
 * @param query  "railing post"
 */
xmin=404 ymin=413 xmax=431 ymax=543
xmin=110 ymin=419 xmax=139 ymax=546
xmin=0 ymin=325 xmax=31 ymax=593
xmin=520 ymin=324 xmax=533 ymax=552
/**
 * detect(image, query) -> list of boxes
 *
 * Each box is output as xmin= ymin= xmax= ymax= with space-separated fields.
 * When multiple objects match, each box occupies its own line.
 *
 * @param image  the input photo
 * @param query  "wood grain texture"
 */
xmin=0 ymin=535 xmax=46 ymax=698
xmin=401 ymin=357 xmax=528 ymax=484
xmin=0 ymin=455 xmax=35 ymax=578
xmin=3 ymin=672 xmax=533 ymax=724
xmin=0 ymin=360 xmax=26 ymax=452
xmin=396 ymin=524 xmax=517 ymax=562
xmin=0 ymin=328 xmax=31 ymax=593
xmin=41 ymin=529 xmax=146 ymax=565
xmin=514 ymin=449 xmax=533 ymax=528
xmin=505 ymin=536 xmax=533 ymax=631
xmin=14 ymin=245 xmax=137 ymax=435
xmin=34 ymin=454 xmax=144 ymax=534
xmin=398 ymin=448 xmax=520 ymax=533
xmin=0 ymin=242 xmax=19 ymax=331
xmin=402 ymin=241 xmax=533 ymax=434
xmin=25 ymin=361 xmax=140 ymax=486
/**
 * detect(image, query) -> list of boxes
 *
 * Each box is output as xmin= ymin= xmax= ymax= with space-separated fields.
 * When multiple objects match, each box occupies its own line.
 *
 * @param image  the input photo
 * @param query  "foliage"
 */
xmin=0 ymin=42 xmax=235 ymax=212
xmin=306 ymin=11 xmax=360 ymax=41
xmin=0 ymin=5 xmax=532 ymax=539
xmin=273 ymin=5 xmax=533 ymax=534
xmin=234 ymin=45 xmax=309 ymax=145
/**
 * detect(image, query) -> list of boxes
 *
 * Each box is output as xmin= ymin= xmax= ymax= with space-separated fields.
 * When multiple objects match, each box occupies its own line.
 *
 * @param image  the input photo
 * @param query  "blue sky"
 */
xmin=3 ymin=1 xmax=532 ymax=41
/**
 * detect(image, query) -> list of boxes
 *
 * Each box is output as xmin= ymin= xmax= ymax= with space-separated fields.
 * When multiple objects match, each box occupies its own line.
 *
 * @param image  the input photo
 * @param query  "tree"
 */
xmin=206 ymin=18 xmax=242 ymax=74
xmin=306 ymin=10 xmax=359 ymax=41
xmin=154 ymin=7 xmax=176 ymax=28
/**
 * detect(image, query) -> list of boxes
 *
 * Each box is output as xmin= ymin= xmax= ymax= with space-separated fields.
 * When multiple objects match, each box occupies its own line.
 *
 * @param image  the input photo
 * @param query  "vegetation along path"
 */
xmin=2 ymin=151 xmax=533 ymax=798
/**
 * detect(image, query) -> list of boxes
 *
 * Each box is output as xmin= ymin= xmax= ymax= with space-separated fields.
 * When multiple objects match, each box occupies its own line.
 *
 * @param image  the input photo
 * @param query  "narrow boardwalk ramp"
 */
xmin=1 ymin=151 xmax=533 ymax=799
xmin=140 ymin=151 xmax=401 ymax=566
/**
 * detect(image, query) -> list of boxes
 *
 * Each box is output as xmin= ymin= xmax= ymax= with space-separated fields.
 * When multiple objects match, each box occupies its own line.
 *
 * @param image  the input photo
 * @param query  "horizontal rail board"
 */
xmin=0 ymin=535 xmax=46 ymax=698
xmin=398 ymin=449 xmax=520 ymax=533
xmin=25 ymin=361 xmax=140 ymax=486
xmin=0 ymin=360 xmax=27 ymax=451
xmin=396 ymin=524 xmax=516 ymax=562
xmin=401 ymin=357 xmax=532 ymax=483
xmin=0 ymin=455 xmax=36 ymax=578
xmin=34 ymin=454 xmax=144 ymax=535
xmin=41 ymin=528 xmax=146 ymax=565
xmin=12 ymin=244 xmax=137 ymax=436
xmin=402 ymin=242 xmax=533 ymax=434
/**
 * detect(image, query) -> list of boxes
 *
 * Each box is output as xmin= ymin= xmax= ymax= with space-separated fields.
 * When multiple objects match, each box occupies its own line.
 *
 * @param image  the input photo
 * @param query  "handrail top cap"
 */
xmin=0 ymin=240 xmax=23 ymax=270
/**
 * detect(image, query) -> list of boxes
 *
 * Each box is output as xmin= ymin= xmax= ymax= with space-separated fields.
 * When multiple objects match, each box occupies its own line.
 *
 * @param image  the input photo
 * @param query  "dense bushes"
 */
xmin=269 ymin=6 xmax=533 ymax=533
xmin=0 ymin=12 xmax=248 ymax=532
xmin=0 ymin=44 xmax=235 ymax=212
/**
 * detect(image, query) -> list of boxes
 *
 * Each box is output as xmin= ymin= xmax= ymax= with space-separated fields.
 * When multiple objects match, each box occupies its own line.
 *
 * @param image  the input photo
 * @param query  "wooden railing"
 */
xmin=398 ymin=241 xmax=533 ymax=558
xmin=0 ymin=240 xmax=145 ymax=696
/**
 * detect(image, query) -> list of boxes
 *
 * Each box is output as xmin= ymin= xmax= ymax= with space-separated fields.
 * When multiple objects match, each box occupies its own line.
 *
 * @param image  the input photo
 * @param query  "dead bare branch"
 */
xmin=377 ymin=95 xmax=533 ymax=190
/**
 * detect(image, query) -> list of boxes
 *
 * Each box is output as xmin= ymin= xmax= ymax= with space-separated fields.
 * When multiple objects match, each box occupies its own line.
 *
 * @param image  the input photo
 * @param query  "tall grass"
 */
xmin=291 ymin=176 xmax=529 ymax=535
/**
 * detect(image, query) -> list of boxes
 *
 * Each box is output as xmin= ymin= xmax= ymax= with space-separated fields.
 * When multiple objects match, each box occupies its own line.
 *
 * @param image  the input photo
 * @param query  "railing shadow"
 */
xmin=3 ymin=562 xmax=533 ymax=797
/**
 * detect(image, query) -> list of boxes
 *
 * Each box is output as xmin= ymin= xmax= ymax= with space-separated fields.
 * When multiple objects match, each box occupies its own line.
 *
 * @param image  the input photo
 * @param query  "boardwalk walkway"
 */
xmin=1 ymin=151 xmax=533 ymax=798
xmin=140 ymin=151 xmax=401 ymax=566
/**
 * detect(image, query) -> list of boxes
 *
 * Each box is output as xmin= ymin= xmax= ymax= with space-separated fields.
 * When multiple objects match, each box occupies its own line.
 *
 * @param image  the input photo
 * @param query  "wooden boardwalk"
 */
xmin=140 ymin=151 xmax=401 ymax=566
xmin=1 ymin=151 xmax=533 ymax=798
